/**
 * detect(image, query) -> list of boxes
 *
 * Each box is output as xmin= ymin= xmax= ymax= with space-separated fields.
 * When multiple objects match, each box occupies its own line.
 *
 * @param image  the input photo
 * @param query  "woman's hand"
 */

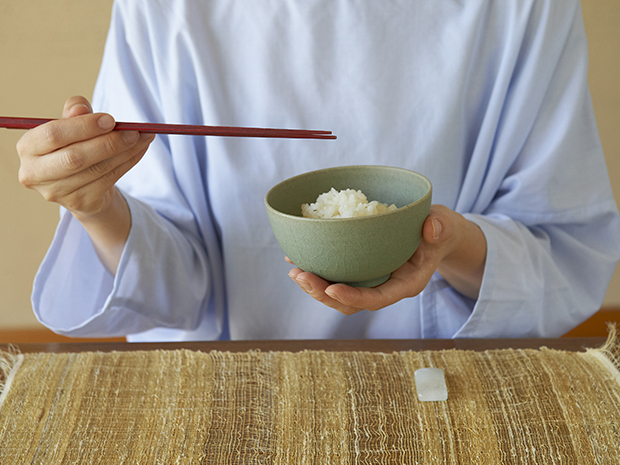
xmin=17 ymin=96 xmax=155 ymax=273
xmin=17 ymin=96 xmax=153 ymax=218
xmin=288 ymin=205 xmax=487 ymax=315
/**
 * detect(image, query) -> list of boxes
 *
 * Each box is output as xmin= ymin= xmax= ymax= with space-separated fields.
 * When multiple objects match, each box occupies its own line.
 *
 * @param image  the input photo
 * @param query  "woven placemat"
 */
xmin=1 ymin=334 xmax=619 ymax=464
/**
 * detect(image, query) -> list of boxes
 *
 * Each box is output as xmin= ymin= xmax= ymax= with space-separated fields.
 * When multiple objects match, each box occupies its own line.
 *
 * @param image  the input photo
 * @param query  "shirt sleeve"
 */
xmin=31 ymin=0 xmax=225 ymax=339
xmin=449 ymin=1 xmax=620 ymax=337
xmin=32 ymin=192 xmax=217 ymax=338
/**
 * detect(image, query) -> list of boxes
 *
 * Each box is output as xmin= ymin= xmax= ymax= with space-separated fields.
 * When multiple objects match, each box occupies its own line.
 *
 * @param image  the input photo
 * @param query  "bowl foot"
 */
xmin=343 ymin=273 xmax=391 ymax=288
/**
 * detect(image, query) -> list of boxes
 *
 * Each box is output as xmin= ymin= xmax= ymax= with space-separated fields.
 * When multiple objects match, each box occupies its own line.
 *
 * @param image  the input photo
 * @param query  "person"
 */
xmin=17 ymin=0 xmax=620 ymax=342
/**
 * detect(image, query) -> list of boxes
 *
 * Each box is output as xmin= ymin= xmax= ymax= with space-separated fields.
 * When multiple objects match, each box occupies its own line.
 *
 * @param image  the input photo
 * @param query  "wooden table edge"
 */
xmin=0 ymin=337 xmax=607 ymax=354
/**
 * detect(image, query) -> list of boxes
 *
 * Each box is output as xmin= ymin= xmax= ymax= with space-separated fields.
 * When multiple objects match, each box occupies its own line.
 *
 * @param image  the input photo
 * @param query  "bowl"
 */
xmin=265 ymin=165 xmax=432 ymax=287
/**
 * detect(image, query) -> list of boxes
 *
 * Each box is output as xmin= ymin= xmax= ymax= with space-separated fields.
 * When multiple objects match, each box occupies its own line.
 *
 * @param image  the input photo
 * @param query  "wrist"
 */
xmin=72 ymin=187 xmax=131 ymax=274
xmin=436 ymin=215 xmax=487 ymax=299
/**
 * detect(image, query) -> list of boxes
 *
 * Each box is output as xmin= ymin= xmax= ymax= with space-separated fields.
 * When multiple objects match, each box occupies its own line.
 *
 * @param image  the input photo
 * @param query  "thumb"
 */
xmin=422 ymin=205 xmax=454 ymax=246
xmin=429 ymin=217 xmax=443 ymax=241
xmin=62 ymin=96 xmax=93 ymax=119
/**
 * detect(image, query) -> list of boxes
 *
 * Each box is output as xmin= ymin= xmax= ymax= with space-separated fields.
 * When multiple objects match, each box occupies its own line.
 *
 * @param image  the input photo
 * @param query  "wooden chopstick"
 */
xmin=0 ymin=117 xmax=336 ymax=140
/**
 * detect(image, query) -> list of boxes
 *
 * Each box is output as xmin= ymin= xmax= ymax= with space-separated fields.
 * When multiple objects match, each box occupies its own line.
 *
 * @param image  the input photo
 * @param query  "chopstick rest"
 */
xmin=414 ymin=367 xmax=448 ymax=402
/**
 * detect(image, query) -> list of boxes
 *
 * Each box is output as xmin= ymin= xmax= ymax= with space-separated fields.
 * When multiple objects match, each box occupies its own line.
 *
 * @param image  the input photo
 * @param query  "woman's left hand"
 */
xmin=288 ymin=204 xmax=487 ymax=315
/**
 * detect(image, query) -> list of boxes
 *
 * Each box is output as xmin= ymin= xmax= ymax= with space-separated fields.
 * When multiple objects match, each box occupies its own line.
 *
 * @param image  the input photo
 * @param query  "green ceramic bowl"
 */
xmin=265 ymin=165 xmax=432 ymax=287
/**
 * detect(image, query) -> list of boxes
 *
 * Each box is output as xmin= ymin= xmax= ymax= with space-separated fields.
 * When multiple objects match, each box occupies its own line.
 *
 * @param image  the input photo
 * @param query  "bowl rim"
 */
xmin=264 ymin=165 xmax=433 ymax=222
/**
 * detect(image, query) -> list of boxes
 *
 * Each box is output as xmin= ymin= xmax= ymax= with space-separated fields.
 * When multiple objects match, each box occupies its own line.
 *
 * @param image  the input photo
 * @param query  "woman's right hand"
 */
xmin=17 ymin=96 xmax=155 ymax=273
xmin=17 ymin=96 xmax=153 ymax=219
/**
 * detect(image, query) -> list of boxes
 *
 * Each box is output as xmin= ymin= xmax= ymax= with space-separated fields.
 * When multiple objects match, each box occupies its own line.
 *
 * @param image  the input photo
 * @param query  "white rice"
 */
xmin=301 ymin=188 xmax=397 ymax=218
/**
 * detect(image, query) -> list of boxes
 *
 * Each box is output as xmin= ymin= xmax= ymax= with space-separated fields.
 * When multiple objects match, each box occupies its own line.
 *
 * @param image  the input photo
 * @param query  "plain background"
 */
xmin=1 ymin=1 xmax=619 ymax=331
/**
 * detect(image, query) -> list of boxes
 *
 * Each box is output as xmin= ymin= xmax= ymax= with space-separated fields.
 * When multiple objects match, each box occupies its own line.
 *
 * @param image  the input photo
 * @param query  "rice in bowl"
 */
xmin=302 ymin=188 xmax=397 ymax=218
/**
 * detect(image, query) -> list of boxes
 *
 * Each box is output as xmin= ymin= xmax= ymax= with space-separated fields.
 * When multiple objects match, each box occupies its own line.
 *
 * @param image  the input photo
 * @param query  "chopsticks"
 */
xmin=0 ymin=117 xmax=336 ymax=140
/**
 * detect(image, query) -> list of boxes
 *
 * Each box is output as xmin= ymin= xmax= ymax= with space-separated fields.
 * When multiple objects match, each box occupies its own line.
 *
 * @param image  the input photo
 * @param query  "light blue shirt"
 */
xmin=33 ymin=0 xmax=620 ymax=341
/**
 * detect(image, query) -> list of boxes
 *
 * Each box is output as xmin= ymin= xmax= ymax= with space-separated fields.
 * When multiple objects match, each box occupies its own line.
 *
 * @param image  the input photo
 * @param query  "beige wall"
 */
xmin=0 ymin=1 xmax=115 ymax=329
xmin=582 ymin=1 xmax=620 ymax=303
xmin=1 ymin=1 xmax=619 ymax=331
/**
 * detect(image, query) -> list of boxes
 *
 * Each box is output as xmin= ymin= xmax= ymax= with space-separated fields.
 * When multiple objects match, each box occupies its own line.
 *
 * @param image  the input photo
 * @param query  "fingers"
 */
xmin=63 ymin=96 xmax=93 ymax=119
xmin=323 ymin=258 xmax=436 ymax=312
xmin=289 ymin=267 xmax=416 ymax=315
xmin=16 ymin=96 xmax=156 ymax=216
xmin=289 ymin=260 xmax=437 ymax=316
xmin=18 ymin=96 xmax=100 ymax=157
xmin=17 ymin=112 xmax=123 ymax=159
xmin=17 ymin=96 xmax=143 ymax=165
xmin=287 ymin=204 xmax=461 ymax=316
xmin=63 ymin=146 xmax=149 ymax=216
xmin=31 ymin=134 xmax=153 ymax=214
xmin=21 ymin=127 xmax=146 ymax=184
xmin=289 ymin=269 xmax=364 ymax=315
xmin=325 ymin=265 xmax=417 ymax=310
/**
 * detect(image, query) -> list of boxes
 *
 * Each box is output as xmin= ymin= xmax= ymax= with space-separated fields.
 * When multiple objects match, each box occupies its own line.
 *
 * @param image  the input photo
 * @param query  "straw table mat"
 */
xmin=1 ymin=338 xmax=619 ymax=464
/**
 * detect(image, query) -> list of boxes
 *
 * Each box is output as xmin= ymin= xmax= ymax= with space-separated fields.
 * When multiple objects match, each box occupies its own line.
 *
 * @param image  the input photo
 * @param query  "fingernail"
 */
xmin=297 ymin=279 xmax=313 ymax=293
xmin=122 ymin=130 xmax=140 ymax=144
xmin=288 ymin=270 xmax=299 ymax=280
xmin=97 ymin=114 xmax=115 ymax=130
xmin=432 ymin=218 xmax=442 ymax=239
xmin=69 ymin=103 xmax=91 ymax=115
xmin=325 ymin=289 xmax=337 ymax=299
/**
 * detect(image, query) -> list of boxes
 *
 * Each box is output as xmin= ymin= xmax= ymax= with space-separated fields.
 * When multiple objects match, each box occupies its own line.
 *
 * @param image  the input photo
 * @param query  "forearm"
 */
xmin=72 ymin=187 xmax=131 ymax=275
xmin=436 ymin=215 xmax=487 ymax=299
